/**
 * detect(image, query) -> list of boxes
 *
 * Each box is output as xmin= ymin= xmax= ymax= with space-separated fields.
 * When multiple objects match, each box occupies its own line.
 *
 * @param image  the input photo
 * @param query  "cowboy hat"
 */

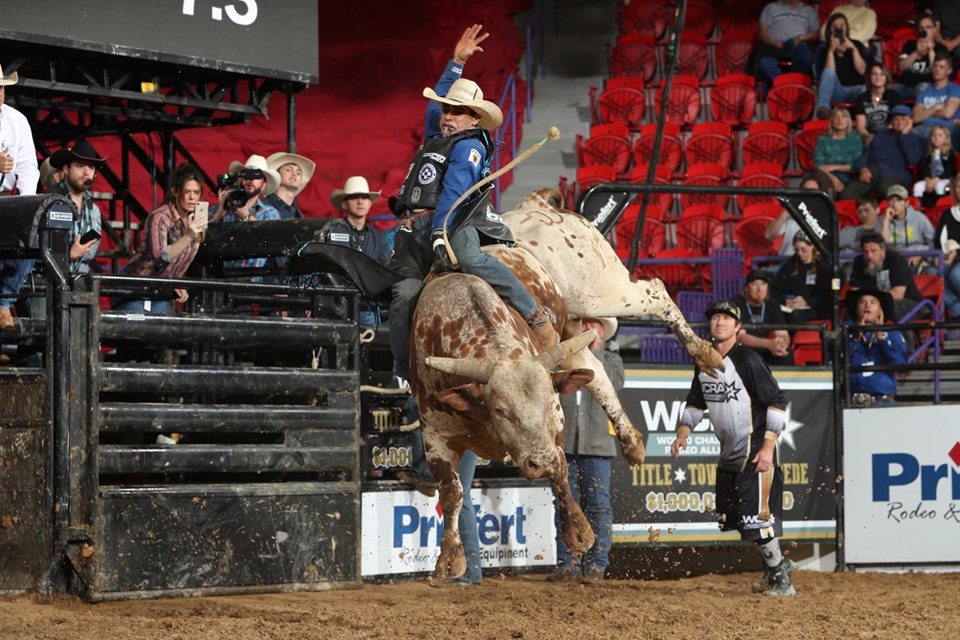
xmin=845 ymin=288 xmax=896 ymax=323
xmin=49 ymin=140 xmax=108 ymax=171
xmin=422 ymin=78 xmax=504 ymax=132
xmin=0 ymin=64 xmax=18 ymax=86
xmin=330 ymin=176 xmax=381 ymax=212
xmin=228 ymin=154 xmax=280 ymax=196
xmin=266 ymin=152 xmax=316 ymax=197
xmin=582 ymin=317 xmax=618 ymax=342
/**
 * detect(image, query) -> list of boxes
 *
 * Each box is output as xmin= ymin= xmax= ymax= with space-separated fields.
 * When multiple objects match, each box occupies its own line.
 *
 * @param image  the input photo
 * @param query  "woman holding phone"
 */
xmin=115 ymin=162 xmax=208 ymax=315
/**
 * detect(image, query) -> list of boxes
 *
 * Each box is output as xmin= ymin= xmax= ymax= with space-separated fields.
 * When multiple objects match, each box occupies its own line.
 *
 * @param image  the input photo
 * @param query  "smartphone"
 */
xmin=833 ymin=27 xmax=844 ymax=42
xmin=919 ymin=28 xmax=927 ymax=39
xmin=79 ymin=229 xmax=101 ymax=244
xmin=193 ymin=201 xmax=209 ymax=226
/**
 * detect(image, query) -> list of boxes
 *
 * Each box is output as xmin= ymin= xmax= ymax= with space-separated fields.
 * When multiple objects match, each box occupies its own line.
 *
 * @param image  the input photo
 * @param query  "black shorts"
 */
xmin=715 ymin=464 xmax=784 ymax=541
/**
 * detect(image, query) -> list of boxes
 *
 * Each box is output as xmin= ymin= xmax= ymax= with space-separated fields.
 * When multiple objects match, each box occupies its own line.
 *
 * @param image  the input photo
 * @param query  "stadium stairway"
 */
xmin=897 ymin=336 xmax=960 ymax=405
xmin=500 ymin=0 xmax=618 ymax=210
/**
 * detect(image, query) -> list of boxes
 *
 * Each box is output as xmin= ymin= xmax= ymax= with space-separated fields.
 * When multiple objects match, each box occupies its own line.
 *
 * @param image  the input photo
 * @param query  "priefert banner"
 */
xmin=844 ymin=405 xmax=960 ymax=565
xmin=361 ymin=485 xmax=556 ymax=577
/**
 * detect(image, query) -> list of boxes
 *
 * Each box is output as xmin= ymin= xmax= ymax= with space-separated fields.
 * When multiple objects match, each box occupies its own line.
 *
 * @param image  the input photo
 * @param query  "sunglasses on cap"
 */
xmin=441 ymin=104 xmax=478 ymax=118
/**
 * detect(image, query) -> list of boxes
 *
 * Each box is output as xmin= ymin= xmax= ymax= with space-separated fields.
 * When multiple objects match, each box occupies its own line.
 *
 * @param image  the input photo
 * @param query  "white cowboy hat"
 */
xmin=330 ymin=176 xmax=381 ymax=212
xmin=266 ymin=152 xmax=316 ymax=197
xmin=422 ymin=78 xmax=504 ymax=132
xmin=583 ymin=317 xmax=618 ymax=342
xmin=0 ymin=65 xmax=18 ymax=86
xmin=228 ymin=154 xmax=280 ymax=196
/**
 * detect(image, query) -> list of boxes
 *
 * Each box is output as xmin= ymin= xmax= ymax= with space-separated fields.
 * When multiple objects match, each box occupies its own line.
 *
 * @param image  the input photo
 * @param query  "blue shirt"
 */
xmin=848 ymin=324 xmax=907 ymax=396
xmin=220 ymin=200 xmax=281 ymax=273
xmin=854 ymin=128 xmax=925 ymax=185
xmin=916 ymin=81 xmax=960 ymax=128
xmin=264 ymin=193 xmax=303 ymax=220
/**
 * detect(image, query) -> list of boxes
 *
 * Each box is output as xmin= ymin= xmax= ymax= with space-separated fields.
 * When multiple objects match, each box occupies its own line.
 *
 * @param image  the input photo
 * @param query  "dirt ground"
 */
xmin=2 ymin=569 xmax=957 ymax=640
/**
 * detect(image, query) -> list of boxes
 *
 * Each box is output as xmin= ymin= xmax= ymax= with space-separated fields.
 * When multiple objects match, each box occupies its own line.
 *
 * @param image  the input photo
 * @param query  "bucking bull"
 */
xmin=410 ymin=189 xmax=724 ymax=583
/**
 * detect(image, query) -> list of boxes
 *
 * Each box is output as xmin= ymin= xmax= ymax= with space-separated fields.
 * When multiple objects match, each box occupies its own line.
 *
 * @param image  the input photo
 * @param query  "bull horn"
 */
xmin=535 ymin=330 xmax=597 ymax=370
xmin=424 ymin=356 xmax=494 ymax=383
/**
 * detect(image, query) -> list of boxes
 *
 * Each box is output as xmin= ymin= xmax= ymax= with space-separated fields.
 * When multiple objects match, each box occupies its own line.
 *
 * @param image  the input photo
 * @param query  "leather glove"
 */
xmin=431 ymin=229 xmax=453 ymax=273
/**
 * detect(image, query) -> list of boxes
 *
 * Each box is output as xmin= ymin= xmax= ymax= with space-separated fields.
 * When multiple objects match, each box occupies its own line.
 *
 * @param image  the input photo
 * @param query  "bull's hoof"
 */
xmin=433 ymin=544 xmax=467 ymax=583
xmin=620 ymin=438 xmax=646 ymax=466
xmin=562 ymin=515 xmax=596 ymax=557
xmin=690 ymin=337 xmax=724 ymax=376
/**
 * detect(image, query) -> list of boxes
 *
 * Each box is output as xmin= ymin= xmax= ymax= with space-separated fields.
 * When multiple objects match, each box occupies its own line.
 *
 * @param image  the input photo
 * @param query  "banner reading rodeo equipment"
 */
xmin=612 ymin=367 xmax=836 ymax=544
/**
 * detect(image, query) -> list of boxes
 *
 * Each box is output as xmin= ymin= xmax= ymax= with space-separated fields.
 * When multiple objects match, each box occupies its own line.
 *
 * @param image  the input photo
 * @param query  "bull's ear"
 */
xmin=435 ymin=383 xmax=485 ymax=411
xmin=551 ymin=368 xmax=595 ymax=394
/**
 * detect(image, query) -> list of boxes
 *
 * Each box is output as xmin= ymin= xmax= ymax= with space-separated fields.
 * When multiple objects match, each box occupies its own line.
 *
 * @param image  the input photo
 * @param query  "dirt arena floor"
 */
xmin=2 ymin=568 xmax=958 ymax=640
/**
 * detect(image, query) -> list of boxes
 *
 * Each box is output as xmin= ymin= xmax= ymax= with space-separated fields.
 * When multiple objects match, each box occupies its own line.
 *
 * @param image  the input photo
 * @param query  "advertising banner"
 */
xmin=844 ymin=405 xmax=960 ymax=564
xmin=361 ymin=485 xmax=556 ymax=577
xmin=612 ymin=367 xmax=837 ymax=544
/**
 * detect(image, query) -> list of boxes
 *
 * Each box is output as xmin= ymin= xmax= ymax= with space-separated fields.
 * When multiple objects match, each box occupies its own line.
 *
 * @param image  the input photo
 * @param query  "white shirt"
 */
xmin=0 ymin=103 xmax=39 ymax=196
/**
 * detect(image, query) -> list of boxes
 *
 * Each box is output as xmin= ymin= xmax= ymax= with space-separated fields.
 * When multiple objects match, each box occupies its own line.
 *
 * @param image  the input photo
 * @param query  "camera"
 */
xmin=216 ymin=170 xmax=260 ymax=211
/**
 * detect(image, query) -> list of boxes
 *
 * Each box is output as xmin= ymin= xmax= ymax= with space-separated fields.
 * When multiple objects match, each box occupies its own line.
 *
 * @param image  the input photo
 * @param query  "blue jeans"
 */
xmin=449 ymin=226 xmax=538 ymax=321
xmin=945 ymin=261 xmax=960 ymax=319
xmin=458 ymin=450 xmax=482 ymax=584
xmin=757 ymin=42 xmax=814 ymax=84
xmin=0 ymin=258 xmax=36 ymax=309
xmin=816 ymin=68 xmax=864 ymax=110
xmin=555 ymin=455 xmax=613 ymax=573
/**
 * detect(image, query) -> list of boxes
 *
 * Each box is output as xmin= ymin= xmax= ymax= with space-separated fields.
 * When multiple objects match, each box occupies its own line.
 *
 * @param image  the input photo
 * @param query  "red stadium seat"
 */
xmin=741 ymin=121 xmax=791 ymax=170
xmin=925 ymin=194 xmax=954 ymax=229
xmin=684 ymin=0 xmax=717 ymax=37
xmin=675 ymin=204 xmax=727 ymax=255
xmin=590 ymin=76 xmax=646 ymax=129
xmin=655 ymin=75 xmax=702 ymax=128
xmin=636 ymin=248 xmax=704 ymax=293
xmin=718 ymin=0 xmax=764 ymax=35
xmin=710 ymin=74 xmax=758 ymax=128
xmin=680 ymin=162 xmax=730 ymax=211
xmin=871 ymin=0 xmax=917 ymax=40
xmin=677 ymin=33 xmax=710 ymax=80
xmin=817 ymin=0 xmax=845 ymax=26
xmin=792 ymin=326 xmax=824 ymax=366
xmin=685 ymin=121 xmax=736 ymax=171
xmin=767 ymin=73 xmax=816 ymax=126
xmin=883 ymin=28 xmax=916 ymax=81
xmin=793 ymin=119 xmax=830 ymax=174
xmin=565 ymin=165 xmax=618 ymax=208
xmin=715 ymin=30 xmax=755 ymax=76
xmin=634 ymin=122 xmax=683 ymax=175
xmin=576 ymin=123 xmax=632 ymax=176
xmin=618 ymin=0 xmax=668 ymax=40
xmin=608 ymin=34 xmax=659 ymax=83
xmin=834 ymin=199 xmax=859 ymax=229
xmin=734 ymin=202 xmax=783 ymax=260
xmin=616 ymin=202 xmax=669 ymax=259
xmin=737 ymin=162 xmax=784 ymax=212
xmin=628 ymin=163 xmax=675 ymax=216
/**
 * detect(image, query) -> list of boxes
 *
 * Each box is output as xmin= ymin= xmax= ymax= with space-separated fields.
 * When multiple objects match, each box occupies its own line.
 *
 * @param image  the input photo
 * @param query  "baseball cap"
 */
xmin=746 ymin=269 xmax=772 ymax=283
xmin=705 ymin=299 xmax=741 ymax=322
xmin=890 ymin=104 xmax=912 ymax=117
xmin=886 ymin=183 xmax=909 ymax=200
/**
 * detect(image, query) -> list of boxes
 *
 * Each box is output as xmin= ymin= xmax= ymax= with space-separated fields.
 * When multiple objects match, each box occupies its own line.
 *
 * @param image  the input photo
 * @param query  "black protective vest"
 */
xmin=396 ymin=128 xmax=490 ymax=212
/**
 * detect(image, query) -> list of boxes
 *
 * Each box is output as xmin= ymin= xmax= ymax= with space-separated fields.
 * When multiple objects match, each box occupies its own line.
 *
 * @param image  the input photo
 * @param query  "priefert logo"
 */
xmin=392 ymin=502 xmax=528 ymax=548
xmin=872 ymin=441 xmax=960 ymax=502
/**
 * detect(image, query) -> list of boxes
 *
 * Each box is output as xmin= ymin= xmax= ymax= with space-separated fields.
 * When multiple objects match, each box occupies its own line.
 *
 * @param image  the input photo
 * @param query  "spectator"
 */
xmin=116 ymin=163 xmax=208 ymax=315
xmin=932 ymin=0 xmax=960 ymax=72
xmin=549 ymin=318 xmax=622 ymax=585
xmin=840 ymin=105 xmax=925 ymax=201
xmin=733 ymin=270 xmax=794 ymax=366
xmin=38 ymin=157 xmax=64 ymax=191
xmin=849 ymin=232 xmax=924 ymax=320
xmin=881 ymin=184 xmax=936 ymax=273
xmin=264 ymin=152 xmax=315 ymax=220
xmin=846 ymin=288 xmax=906 ymax=408
xmin=211 ymin=154 xmax=281 ymax=276
xmin=912 ymin=52 xmax=960 ymax=147
xmin=48 ymin=141 xmax=104 ymax=275
xmin=934 ymin=173 xmax=960 ymax=319
xmin=819 ymin=0 xmax=876 ymax=43
xmin=755 ymin=0 xmax=820 ymax=87
xmin=896 ymin=11 xmax=948 ymax=100
xmin=814 ymin=12 xmax=870 ymax=120
xmin=0 ymin=64 xmax=39 ymax=330
xmin=853 ymin=63 xmax=902 ymax=146
xmin=322 ymin=176 xmax=392 ymax=266
xmin=839 ymin=196 xmax=883 ymax=253
xmin=912 ymin=124 xmax=957 ymax=208
xmin=772 ymin=230 xmax=832 ymax=324
xmin=764 ymin=208 xmax=801 ymax=257
xmin=802 ymin=106 xmax=862 ymax=197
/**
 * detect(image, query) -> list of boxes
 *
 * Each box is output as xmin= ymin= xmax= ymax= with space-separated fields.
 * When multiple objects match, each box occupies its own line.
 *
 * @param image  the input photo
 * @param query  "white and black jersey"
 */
xmin=683 ymin=343 xmax=787 ymax=472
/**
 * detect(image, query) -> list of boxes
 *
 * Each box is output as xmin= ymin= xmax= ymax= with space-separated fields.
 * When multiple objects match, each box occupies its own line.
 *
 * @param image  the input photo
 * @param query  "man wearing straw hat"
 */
xmin=265 ymin=151 xmax=315 ymax=220
xmin=389 ymin=24 xmax=558 ymax=383
xmin=324 ymin=176 xmax=391 ymax=265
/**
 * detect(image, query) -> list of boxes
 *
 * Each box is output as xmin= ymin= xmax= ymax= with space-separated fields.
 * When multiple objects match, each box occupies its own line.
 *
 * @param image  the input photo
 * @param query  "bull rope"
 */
xmin=436 ymin=127 xmax=561 ymax=268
